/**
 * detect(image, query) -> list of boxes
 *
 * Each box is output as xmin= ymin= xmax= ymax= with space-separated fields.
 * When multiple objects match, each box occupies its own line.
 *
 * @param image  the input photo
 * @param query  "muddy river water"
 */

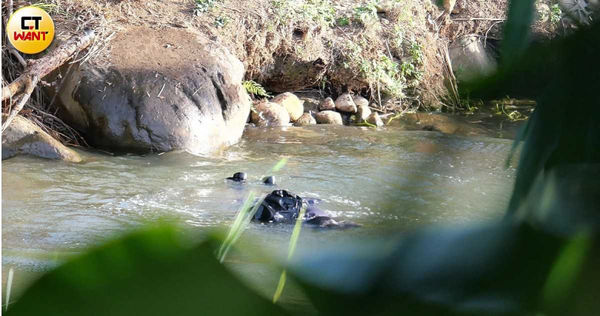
xmin=2 ymin=125 xmax=518 ymax=301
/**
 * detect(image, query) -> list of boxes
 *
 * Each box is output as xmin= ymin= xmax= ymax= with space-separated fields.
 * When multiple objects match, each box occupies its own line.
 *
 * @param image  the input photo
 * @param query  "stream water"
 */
xmin=2 ymin=125 xmax=518 ymax=301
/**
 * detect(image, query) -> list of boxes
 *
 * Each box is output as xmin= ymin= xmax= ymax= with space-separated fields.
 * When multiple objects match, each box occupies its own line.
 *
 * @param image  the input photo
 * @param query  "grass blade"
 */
xmin=273 ymin=205 xmax=307 ymax=303
xmin=5 ymin=268 xmax=14 ymax=311
xmin=218 ymin=192 xmax=255 ymax=262
xmin=270 ymin=158 xmax=288 ymax=173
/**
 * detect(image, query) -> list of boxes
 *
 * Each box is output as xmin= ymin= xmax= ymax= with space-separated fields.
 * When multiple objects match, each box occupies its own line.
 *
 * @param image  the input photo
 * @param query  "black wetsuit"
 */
xmin=252 ymin=190 xmax=356 ymax=228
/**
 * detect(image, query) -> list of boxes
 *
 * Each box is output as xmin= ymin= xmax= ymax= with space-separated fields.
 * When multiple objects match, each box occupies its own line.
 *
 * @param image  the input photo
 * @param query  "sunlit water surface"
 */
xmin=2 ymin=125 xmax=518 ymax=301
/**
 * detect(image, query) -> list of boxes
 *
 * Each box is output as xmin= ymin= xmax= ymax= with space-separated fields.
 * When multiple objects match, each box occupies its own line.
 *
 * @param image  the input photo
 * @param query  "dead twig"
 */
xmin=2 ymin=75 xmax=38 ymax=132
xmin=2 ymin=29 xmax=95 ymax=102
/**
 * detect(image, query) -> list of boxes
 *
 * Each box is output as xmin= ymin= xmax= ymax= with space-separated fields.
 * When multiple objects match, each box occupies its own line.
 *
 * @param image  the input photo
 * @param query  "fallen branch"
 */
xmin=2 ymin=29 xmax=95 ymax=102
xmin=2 ymin=29 xmax=95 ymax=132
xmin=2 ymin=75 xmax=38 ymax=132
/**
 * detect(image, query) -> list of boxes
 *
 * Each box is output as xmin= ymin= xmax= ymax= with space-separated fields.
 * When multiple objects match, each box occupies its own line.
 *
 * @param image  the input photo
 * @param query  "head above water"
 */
xmin=263 ymin=176 xmax=275 ymax=185
xmin=227 ymin=172 xmax=247 ymax=182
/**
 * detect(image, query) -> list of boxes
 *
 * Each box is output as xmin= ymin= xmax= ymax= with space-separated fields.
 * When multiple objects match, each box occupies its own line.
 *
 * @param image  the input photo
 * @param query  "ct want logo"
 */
xmin=7 ymin=6 xmax=55 ymax=54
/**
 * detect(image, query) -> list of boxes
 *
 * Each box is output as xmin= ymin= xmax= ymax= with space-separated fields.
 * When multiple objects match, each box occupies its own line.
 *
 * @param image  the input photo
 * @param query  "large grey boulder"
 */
xmin=2 ymin=115 xmax=82 ymax=162
xmin=56 ymin=27 xmax=250 ymax=154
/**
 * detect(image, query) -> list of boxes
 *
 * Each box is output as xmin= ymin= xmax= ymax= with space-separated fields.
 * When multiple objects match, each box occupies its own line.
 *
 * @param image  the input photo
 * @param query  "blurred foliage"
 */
xmin=6 ymin=227 xmax=286 ymax=316
xmin=6 ymin=0 xmax=600 ymax=315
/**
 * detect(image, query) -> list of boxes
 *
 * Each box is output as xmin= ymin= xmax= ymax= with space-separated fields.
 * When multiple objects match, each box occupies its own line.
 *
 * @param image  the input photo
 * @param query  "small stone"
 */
xmin=335 ymin=93 xmax=357 ymax=113
xmin=314 ymin=111 xmax=343 ymax=125
xmin=271 ymin=92 xmax=304 ymax=122
xmin=294 ymin=112 xmax=317 ymax=126
xmin=352 ymin=95 xmax=369 ymax=108
xmin=366 ymin=112 xmax=384 ymax=127
xmin=356 ymin=103 xmax=372 ymax=122
xmin=299 ymin=97 xmax=320 ymax=113
xmin=251 ymin=101 xmax=290 ymax=127
xmin=319 ymin=97 xmax=336 ymax=111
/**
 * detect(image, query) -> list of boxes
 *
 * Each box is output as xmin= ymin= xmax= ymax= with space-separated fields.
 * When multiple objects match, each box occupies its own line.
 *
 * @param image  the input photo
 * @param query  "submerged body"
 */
xmin=252 ymin=189 xmax=359 ymax=228
xmin=226 ymin=172 xmax=358 ymax=228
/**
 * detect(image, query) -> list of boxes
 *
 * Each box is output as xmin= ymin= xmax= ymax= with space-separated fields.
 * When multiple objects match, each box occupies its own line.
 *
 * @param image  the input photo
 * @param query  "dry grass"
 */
xmin=2 ymin=0 xmax=565 ymax=147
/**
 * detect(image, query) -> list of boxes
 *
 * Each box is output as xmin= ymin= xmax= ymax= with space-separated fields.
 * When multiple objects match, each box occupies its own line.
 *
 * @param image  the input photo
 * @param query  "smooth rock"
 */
xmin=319 ymin=97 xmax=336 ymax=111
xmin=367 ymin=112 xmax=384 ymax=127
xmin=352 ymin=95 xmax=369 ymax=108
xmin=295 ymin=91 xmax=321 ymax=113
xmin=2 ymin=115 xmax=82 ymax=162
xmin=449 ymin=35 xmax=496 ymax=81
xmin=314 ymin=111 xmax=343 ymax=125
xmin=356 ymin=103 xmax=372 ymax=122
xmin=335 ymin=93 xmax=357 ymax=113
xmin=55 ymin=26 xmax=250 ymax=155
xmin=294 ymin=113 xmax=317 ymax=126
xmin=271 ymin=92 xmax=304 ymax=121
xmin=251 ymin=101 xmax=290 ymax=127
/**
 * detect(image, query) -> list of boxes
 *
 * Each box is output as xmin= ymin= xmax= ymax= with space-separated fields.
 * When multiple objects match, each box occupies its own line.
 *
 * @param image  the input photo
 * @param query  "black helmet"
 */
xmin=262 ymin=176 xmax=275 ymax=185
xmin=227 ymin=172 xmax=247 ymax=182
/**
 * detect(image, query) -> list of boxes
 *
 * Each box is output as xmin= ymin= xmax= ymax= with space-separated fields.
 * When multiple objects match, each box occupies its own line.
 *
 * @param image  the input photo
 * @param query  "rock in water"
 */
xmin=319 ymin=97 xmax=336 ymax=111
xmin=251 ymin=101 xmax=291 ymax=127
xmin=367 ymin=112 xmax=384 ymax=127
xmin=335 ymin=93 xmax=357 ymax=113
xmin=356 ymin=103 xmax=372 ymax=122
xmin=2 ymin=116 xmax=82 ymax=162
xmin=55 ymin=27 xmax=250 ymax=155
xmin=315 ymin=111 xmax=343 ymax=125
xmin=294 ymin=113 xmax=317 ymax=126
xmin=271 ymin=92 xmax=304 ymax=122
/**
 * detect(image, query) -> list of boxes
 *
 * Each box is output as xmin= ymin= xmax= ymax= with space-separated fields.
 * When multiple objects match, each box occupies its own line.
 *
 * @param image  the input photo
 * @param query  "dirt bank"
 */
xmin=2 ymin=0 xmax=563 ymax=149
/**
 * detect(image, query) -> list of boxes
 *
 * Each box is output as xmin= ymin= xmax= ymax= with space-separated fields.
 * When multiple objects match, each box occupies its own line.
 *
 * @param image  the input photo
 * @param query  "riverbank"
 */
xmin=2 ymin=0 xmax=558 ymax=158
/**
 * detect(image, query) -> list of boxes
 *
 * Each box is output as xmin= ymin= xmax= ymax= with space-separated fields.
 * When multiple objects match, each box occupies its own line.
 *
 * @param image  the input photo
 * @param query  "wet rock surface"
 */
xmin=251 ymin=101 xmax=291 ymax=127
xmin=2 ymin=116 xmax=82 ymax=162
xmin=315 ymin=110 xmax=343 ymax=125
xmin=366 ymin=112 xmax=384 ymax=127
xmin=294 ymin=113 xmax=317 ymax=126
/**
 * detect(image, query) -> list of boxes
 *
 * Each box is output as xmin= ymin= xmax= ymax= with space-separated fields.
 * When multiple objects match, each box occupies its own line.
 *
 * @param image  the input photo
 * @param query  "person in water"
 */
xmin=227 ymin=172 xmax=247 ymax=182
xmin=226 ymin=172 xmax=359 ymax=228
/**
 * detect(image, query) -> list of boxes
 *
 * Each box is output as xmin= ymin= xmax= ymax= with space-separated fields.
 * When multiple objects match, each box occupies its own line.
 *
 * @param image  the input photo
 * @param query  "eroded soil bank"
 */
xmin=3 ymin=0 xmax=560 ymax=157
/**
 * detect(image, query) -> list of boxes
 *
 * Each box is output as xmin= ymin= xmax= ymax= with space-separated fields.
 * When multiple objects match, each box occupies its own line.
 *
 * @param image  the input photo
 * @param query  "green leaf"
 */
xmin=290 ymin=223 xmax=563 ymax=315
xmin=501 ymin=0 xmax=535 ymax=64
xmin=543 ymin=233 xmax=592 ymax=310
xmin=7 ymin=226 xmax=287 ymax=316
